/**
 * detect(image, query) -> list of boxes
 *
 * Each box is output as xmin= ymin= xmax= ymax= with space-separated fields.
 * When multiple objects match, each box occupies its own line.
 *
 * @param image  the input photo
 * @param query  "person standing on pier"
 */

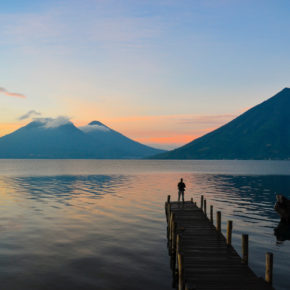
xmin=178 ymin=178 xmax=186 ymax=202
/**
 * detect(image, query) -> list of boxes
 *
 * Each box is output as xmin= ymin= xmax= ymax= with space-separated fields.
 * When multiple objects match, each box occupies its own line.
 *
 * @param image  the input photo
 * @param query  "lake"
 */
xmin=0 ymin=160 xmax=289 ymax=290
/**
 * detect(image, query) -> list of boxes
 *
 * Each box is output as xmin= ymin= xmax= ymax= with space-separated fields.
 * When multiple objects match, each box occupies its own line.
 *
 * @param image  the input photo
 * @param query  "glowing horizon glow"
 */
xmin=0 ymin=113 xmax=236 ymax=149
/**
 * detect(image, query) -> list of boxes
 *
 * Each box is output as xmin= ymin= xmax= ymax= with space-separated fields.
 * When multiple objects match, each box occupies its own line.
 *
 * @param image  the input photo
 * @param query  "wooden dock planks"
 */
xmin=165 ymin=200 xmax=274 ymax=290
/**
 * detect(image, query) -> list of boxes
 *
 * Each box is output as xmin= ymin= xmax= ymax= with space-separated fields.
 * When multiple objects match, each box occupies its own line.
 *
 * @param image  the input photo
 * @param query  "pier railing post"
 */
xmin=242 ymin=234 xmax=249 ymax=265
xmin=204 ymin=199 xmax=207 ymax=216
xmin=178 ymin=252 xmax=184 ymax=290
xmin=200 ymin=195 xmax=204 ymax=209
xmin=169 ymin=212 xmax=174 ymax=244
xmin=216 ymin=211 xmax=221 ymax=233
xmin=171 ymin=221 xmax=177 ymax=256
xmin=166 ymin=195 xmax=171 ymax=223
xmin=167 ymin=202 xmax=171 ymax=225
xmin=265 ymin=252 xmax=273 ymax=285
xmin=210 ymin=205 xmax=213 ymax=223
xmin=170 ymin=212 xmax=175 ymax=235
xmin=226 ymin=221 xmax=233 ymax=246
xmin=170 ymin=220 xmax=177 ymax=270
xmin=176 ymin=233 xmax=180 ymax=254
xmin=176 ymin=232 xmax=185 ymax=290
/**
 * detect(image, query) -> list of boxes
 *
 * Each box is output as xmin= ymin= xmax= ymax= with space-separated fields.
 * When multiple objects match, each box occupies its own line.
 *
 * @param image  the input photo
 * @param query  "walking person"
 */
xmin=178 ymin=178 xmax=186 ymax=202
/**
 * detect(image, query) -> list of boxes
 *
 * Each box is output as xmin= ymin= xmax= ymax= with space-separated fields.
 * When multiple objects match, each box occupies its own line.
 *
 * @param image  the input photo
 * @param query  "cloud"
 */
xmin=79 ymin=124 xmax=110 ymax=133
xmin=0 ymin=87 xmax=26 ymax=98
xmin=18 ymin=110 xmax=41 ymax=120
xmin=35 ymin=116 xmax=71 ymax=128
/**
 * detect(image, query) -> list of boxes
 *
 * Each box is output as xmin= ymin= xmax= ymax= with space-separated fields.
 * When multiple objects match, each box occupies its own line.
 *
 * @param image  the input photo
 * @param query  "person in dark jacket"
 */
xmin=178 ymin=178 xmax=186 ymax=202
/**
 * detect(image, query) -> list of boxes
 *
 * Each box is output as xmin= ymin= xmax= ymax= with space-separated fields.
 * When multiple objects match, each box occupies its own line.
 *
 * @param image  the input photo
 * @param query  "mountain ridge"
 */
xmin=150 ymin=88 xmax=290 ymax=160
xmin=0 ymin=118 xmax=165 ymax=159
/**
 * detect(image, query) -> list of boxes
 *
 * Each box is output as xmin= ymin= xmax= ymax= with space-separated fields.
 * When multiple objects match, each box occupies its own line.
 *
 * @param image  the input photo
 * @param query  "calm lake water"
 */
xmin=0 ymin=160 xmax=289 ymax=290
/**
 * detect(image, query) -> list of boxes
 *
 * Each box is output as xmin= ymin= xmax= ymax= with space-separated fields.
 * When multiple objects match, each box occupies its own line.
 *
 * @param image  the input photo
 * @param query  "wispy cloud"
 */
xmin=0 ymin=87 xmax=26 ymax=98
xmin=35 ymin=116 xmax=71 ymax=128
xmin=79 ymin=124 xmax=110 ymax=133
xmin=18 ymin=110 xmax=41 ymax=120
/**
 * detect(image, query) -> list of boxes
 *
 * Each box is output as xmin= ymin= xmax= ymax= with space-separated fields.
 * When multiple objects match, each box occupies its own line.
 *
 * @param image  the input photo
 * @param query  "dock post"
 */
xmin=176 ymin=233 xmax=180 ymax=256
xmin=190 ymin=197 xmax=193 ymax=203
xmin=176 ymin=232 xmax=184 ymax=290
xmin=178 ymin=252 xmax=184 ymax=290
xmin=265 ymin=252 xmax=273 ymax=285
xmin=170 ymin=221 xmax=177 ymax=269
xmin=210 ymin=205 xmax=213 ymax=223
xmin=171 ymin=221 xmax=177 ymax=256
xmin=175 ymin=233 xmax=181 ymax=272
xmin=200 ymin=195 xmax=204 ymax=209
xmin=166 ymin=195 xmax=171 ymax=223
xmin=169 ymin=212 xmax=174 ymax=252
xmin=170 ymin=213 xmax=174 ymax=238
xmin=167 ymin=202 xmax=171 ymax=225
xmin=226 ymin=221 xmax=233 ymax=246
xmin=216 ymin=211 xmax=221 ymax=232
xmin=204 ymin=199 xmax=207 ymax=216
xmin=242 ymin=234 xmax=249 ymax=265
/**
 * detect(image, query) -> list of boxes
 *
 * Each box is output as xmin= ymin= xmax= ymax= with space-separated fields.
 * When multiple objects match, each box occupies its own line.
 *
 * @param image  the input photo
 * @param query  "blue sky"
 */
xmin=0 ymin=0 xmax=289 ymax=148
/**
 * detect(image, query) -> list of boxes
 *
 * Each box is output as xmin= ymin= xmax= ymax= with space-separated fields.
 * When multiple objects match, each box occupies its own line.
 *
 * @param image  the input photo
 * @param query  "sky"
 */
xmin=0 ymin=0 xmax=290 ymax=149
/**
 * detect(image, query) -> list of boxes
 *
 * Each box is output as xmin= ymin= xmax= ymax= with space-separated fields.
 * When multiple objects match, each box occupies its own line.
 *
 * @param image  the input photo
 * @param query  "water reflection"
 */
xmin=0 ymin=174 xmax=172 ymax=290
xmin=189 ymin=174 xmax=290 ymax=222
xmin=4 ymin=175 xmax=129 ymax=201
xmin=0 ymin=168 xmax=289 ymax=290
xmin=274 ymin=221 xmax=290 ymax=243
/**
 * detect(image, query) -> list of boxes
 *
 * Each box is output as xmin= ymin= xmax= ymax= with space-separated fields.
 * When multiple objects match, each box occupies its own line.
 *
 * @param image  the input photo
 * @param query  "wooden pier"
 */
xmin=165 ymin=196 xmax=274 ymax=290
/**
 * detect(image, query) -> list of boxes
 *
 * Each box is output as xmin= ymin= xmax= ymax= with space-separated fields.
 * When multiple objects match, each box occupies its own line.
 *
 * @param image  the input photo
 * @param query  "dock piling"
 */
xmin=166 ymin=195 xmax=171 ymax=222
xmin=216 ymin=211 xmax=221 ymax=232
xmin=242 ymin=234 xmax=249 ymax=265
xmin=166 ymin=202 xmax=171 ymax=224
xmin=169 ymin=213 xmax=174 ymax=241
xmin=265 ymin=252 xmax=273 ymax=285
xmin=177 ymin=252 xmax=184 ymax=290
xmin=226 ymin=220 xmax=233 ymax=246
xmin=200 ymin=195 xmax=204 ymax=209
xmin=204 ymin=199 xmax=207 ymax=216
xmin=210 ymin=205 xmax=213 ymax=223
xmin=171 ymin=221 xmax=177 ymax=255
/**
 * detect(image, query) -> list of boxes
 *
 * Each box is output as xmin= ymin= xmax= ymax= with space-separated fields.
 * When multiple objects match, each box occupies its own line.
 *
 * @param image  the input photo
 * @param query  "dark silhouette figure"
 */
xmin=178 ymin=178 xmax=186 ymax=202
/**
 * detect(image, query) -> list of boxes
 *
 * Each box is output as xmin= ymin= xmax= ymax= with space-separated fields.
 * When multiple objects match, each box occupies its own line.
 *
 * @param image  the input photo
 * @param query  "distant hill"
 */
xmin=150 ymin=88 xmax=290 ymax=160
xmin=0 ymin=118 xmax=165 ymax=159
